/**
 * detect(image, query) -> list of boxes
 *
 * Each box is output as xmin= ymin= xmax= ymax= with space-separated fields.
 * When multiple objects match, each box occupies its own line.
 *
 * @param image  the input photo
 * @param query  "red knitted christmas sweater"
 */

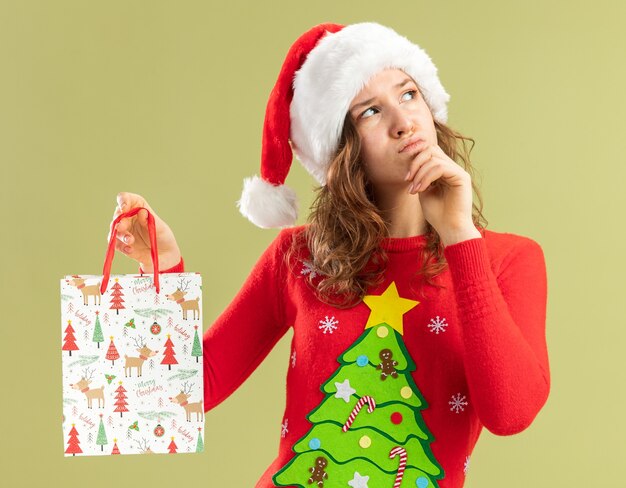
xmin=153 ymin=224 xmax=550 ymax=488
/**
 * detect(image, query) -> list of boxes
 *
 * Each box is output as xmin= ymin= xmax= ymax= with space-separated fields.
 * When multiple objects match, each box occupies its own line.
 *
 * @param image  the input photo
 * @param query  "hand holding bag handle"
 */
xmin=101 ymin=206 xmax=160 ymax=294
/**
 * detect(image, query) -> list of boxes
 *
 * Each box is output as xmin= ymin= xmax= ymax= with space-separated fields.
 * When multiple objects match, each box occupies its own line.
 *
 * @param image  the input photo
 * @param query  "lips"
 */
xmin=399 ymin=137 xmax=425 ymax=154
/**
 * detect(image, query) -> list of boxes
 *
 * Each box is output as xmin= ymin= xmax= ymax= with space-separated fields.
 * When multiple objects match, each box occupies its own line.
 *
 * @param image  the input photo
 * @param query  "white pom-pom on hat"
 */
xmin=236 ymin=175 xmax=298 ymax=229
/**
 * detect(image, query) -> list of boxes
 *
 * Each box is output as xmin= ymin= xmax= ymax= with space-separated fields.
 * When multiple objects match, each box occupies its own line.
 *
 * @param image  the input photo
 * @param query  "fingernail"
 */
xmin=123 ymin=235 xmax=129 ymax=244
xmin=414 ymin=182 xmax=422 ymax=192
xmin=408 ymin=183 xmax=414 ymax=193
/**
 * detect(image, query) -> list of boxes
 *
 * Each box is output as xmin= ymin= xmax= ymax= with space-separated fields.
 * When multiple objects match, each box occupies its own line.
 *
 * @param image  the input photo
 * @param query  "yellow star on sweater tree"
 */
xmin=362 ymin=281 xmax=419 ymax=335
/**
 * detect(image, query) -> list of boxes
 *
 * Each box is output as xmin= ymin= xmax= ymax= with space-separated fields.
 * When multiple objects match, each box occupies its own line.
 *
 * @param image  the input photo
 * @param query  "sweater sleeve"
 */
xmin=443 ymin=236 xmax=550 ymax=436
xmin=202 ymin=231 xmax=290 ymax=412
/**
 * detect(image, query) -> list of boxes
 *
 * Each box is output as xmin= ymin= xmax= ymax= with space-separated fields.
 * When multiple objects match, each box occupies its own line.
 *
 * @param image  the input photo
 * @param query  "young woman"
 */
xmin=110 ymin=22 xmax=549 ymax=488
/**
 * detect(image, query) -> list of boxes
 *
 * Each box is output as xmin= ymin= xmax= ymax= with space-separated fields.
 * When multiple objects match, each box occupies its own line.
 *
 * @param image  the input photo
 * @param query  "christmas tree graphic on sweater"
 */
xmin=273 ymin=281 xmax=444 ymax=487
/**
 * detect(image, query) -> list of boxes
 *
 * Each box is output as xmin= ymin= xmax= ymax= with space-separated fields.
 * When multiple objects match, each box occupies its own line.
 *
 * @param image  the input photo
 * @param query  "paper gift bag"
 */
xmin=60 ymin=207 xmax=204 ymax=456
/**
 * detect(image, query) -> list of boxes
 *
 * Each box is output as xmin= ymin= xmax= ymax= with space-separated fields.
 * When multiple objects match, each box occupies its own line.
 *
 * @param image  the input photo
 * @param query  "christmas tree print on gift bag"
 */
xmin=273 ymin=281 xmax=444 ymax=487
xmin=60 ymin=206 xmax=204 ymax=456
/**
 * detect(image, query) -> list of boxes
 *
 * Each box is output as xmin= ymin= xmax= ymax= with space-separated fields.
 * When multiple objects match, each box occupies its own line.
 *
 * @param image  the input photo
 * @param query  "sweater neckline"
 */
xmin=380 ymin=233 xmax=428 ymax=252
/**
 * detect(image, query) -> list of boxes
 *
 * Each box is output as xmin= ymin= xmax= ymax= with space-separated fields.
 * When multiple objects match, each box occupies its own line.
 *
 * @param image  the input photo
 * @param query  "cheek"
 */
xmin=359 ymin=130 xmax=384 ymax=162
xmin=359 ymin=136 xmax=381 ymax=178
xmin=419 ymin=105 xmax=438 ymax=138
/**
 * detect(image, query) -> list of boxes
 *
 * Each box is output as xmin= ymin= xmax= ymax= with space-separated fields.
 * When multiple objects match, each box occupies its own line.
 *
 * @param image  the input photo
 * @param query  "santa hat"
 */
xmin=236 ymin=22 xmax=451 ymax=229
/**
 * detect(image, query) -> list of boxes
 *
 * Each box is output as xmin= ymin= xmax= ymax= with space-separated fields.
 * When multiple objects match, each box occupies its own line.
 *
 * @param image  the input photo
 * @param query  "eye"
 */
xmin=360 ymin=106 xmax=379 ymax=119
xmin=401 ymin=90 xmax=418 ymax=101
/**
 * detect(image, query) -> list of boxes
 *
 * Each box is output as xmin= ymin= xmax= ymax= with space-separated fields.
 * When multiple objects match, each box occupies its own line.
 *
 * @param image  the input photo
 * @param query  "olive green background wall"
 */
xmin=1 ymin=0 xmax=623 ymax=486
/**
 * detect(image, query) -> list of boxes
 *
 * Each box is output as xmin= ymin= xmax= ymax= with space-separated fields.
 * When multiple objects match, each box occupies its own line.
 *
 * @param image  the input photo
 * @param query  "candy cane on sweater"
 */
xmin=341 ymin=395 xmax=376 ymax=432
xmin=389 ymin=446 xmax=407 ymax=488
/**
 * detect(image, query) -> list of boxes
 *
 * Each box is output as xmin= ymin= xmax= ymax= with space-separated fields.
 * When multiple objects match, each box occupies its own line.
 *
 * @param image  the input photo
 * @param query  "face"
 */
xmin=348 ymin=68 xmax=438 ymax=192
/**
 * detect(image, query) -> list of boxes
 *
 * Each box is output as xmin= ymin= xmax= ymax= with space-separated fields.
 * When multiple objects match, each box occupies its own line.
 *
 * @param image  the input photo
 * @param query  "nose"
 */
xmin=389 ymin=107 xmax=415 ymax=138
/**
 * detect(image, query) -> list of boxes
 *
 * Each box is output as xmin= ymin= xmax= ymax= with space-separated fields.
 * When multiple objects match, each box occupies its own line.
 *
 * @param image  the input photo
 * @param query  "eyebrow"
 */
xmin=350 ymin=78 xmax=415 ymax=114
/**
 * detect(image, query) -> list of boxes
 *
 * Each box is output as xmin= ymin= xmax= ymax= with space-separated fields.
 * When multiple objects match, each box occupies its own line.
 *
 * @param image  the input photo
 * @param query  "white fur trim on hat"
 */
xmin=290 ymin=22 xmax=451 ymax=186
xmin=236 ymin=175 xmax=298 ymax=228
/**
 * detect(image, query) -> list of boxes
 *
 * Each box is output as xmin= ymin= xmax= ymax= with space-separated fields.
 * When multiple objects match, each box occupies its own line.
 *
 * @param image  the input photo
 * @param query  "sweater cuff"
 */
xmin=443 ymin=237 xmax=492 ymax=284
xmin=139 ymin=256 xmax=185 ymax=275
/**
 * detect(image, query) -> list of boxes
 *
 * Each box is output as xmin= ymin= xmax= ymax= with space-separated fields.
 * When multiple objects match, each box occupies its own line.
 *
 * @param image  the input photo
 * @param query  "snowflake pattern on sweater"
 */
xmin=428 ymin=315 xmax=448 ymax=334
xmin=300 ymin=259 xmax=320 ymax=279
xmin=449 ymin=393 xmax=469 ymax=414
xmin=318 ymin=315 xmax=339 ymax=334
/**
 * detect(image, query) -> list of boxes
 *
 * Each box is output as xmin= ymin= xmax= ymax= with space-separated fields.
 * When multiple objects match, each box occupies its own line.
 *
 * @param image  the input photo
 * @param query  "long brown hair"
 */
xmin=284 ymin=112 xmax=488 ymax=309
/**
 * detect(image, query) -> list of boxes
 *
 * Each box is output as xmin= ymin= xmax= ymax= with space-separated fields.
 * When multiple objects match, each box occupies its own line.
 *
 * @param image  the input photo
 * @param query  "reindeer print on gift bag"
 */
xmin=61 ymin=269 xmax=203 ymax=456
xmin=166 ymin=278 xmax=200 ymax=320
xmin=124 ymin=335 xmax=157 ymax=377
xmin=67 ymin=276 xmax=101 ymax=306
xmin=133 ymin=438 xmax=155 ymax=455
xmin=70 ymin=367 xmax=105 ymax=409
xmin=170 ymin=381 xmax=204 ymax=422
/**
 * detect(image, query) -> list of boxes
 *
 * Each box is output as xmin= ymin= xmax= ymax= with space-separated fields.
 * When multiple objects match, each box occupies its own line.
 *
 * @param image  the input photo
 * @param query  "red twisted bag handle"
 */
xmin=100 ymin=206 xmax=160 ymax=295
